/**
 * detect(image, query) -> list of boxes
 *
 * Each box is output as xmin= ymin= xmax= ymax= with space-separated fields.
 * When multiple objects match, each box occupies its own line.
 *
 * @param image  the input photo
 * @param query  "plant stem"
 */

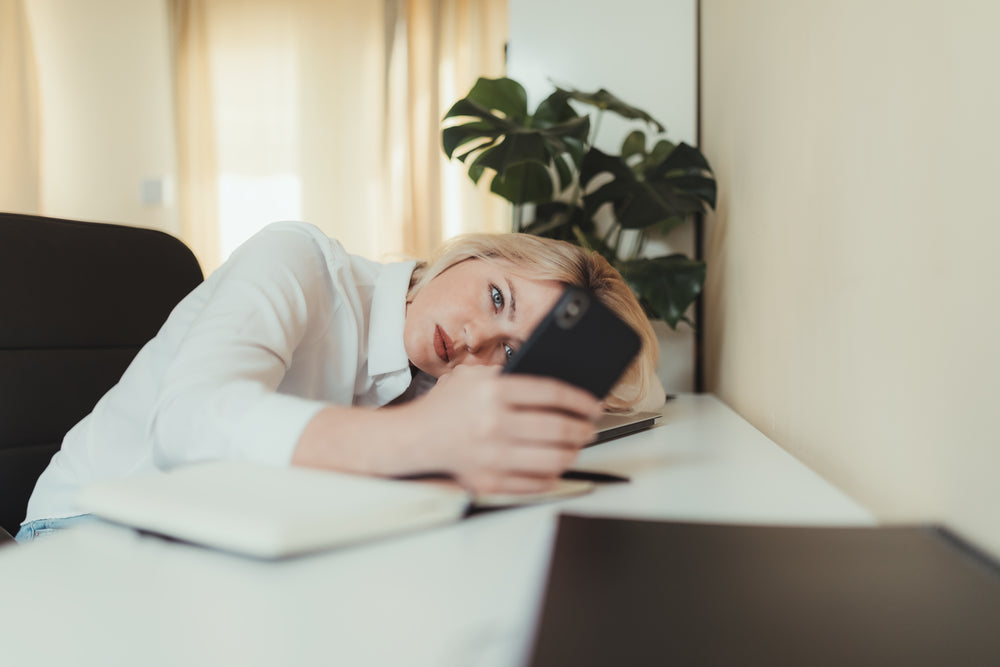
xmin=591 ymin=110 xmax=604 ymax=146
xmin=609 ymin=224 xmax=622 ymax=258
xmin=563 ymin=109 xmax=602 ymax=207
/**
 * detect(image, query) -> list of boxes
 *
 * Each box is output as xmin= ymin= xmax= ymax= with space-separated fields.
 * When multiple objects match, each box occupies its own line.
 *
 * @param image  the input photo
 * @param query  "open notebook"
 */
xmin=76 ymin=461 xmax=594 ymax=558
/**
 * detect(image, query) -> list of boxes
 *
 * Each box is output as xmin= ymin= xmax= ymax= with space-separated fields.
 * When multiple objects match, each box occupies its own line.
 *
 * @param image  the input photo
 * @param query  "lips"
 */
xmin=433 ymin=325 xmax=453 ymax=363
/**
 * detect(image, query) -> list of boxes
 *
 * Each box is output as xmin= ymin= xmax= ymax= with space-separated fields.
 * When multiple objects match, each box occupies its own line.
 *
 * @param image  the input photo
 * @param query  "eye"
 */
xmin=502 ymin=343 xmax=515 ymax=360
xmin=490 ymin=284 xmax=505 ymax=311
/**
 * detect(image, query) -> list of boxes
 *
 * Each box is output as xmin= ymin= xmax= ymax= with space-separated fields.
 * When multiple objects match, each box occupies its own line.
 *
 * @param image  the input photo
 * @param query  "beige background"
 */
xmin=19 ymin=0 xmax=1000 ymax=555
xmin=701 ymin=0 xmax=1000 ymax=556
xmin=19 ymin=0 xmax=701 ymax=391
xmin=508 ymin=0 xmax=700 ymax=391
xmin=26 ymin=0 xmax=179 ymax=235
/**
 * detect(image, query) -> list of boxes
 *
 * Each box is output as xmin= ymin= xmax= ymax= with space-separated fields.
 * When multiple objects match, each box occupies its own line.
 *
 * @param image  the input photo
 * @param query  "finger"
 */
xmin=497 ymin=375 xmax=604 ymax=419
xmin=499 ymin=441 xmax=581 ymax=477
xmin=450 ymin=363 xmax=502 ymax=378
xmin=495 ymin=411 xmax=596 ymax=448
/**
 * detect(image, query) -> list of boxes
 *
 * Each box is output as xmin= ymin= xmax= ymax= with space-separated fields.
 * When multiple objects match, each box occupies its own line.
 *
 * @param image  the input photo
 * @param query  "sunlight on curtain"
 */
xmin=386 ymin=0 xmax=511 ymax=259
xmin=170 ymin=0 xmax=508 ymax=273
xmin=198 ymin=1 xmax=302 ymax=262
xmin=0 ymin=0 xmax=41 ymax=213
xmin=170 ymin=0 xmax=221 ymax=274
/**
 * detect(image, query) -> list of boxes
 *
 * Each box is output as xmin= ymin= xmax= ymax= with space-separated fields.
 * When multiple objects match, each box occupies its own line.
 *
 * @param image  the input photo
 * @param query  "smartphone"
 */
xmin=501 ymin=286 xmax=641 ymax=399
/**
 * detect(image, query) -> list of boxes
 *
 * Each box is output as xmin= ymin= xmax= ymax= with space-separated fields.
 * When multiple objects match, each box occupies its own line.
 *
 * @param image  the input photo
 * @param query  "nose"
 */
xmin=461 ymin=322 xmax=506 ymax=367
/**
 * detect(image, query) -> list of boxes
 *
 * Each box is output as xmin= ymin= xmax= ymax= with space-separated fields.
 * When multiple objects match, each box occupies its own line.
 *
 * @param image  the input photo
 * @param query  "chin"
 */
xmin=411 ymin=357 xmax=440 ymax=379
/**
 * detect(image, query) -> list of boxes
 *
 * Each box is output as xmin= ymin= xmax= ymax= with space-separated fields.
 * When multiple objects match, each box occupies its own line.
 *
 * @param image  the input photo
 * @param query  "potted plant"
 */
xmin=441 ymin=77 xmax=716 ymax=329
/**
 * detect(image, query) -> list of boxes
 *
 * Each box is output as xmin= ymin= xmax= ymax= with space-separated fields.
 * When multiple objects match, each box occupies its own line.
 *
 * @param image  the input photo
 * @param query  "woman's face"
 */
xmin=404 ymin=258 xmax=564 ymax=378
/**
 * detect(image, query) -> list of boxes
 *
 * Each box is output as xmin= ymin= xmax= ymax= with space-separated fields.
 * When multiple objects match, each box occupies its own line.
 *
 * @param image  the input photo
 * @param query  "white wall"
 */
xmin=507 ymin=0 xmax=699 ymax=392
xmin=26 ymin=0 xmax=178 ymax=235
xmin=702 ymin=0 xmax=1000 ymax=558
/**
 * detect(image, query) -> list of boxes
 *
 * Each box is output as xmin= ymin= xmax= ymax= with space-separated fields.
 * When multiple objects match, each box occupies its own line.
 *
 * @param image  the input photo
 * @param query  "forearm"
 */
xmin=291 ymin=367 xmax=604 ymax=495
xmin=291 ymin=404 xmax=436 ymax=477
xmin=152 ymin=381 xmax=328 ymax=468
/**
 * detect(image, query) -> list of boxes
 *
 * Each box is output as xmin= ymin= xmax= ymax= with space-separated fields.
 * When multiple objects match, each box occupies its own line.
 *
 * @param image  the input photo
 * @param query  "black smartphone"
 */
xmin=501 ymin=286 xmax=641 ymax=399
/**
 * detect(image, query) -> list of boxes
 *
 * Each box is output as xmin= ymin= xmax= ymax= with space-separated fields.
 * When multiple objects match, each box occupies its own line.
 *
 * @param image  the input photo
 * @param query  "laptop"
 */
xmin=591 ymin=409 xmax=662 ymax=446
xmin=528 ymin=515 xmax=1000 ymax=666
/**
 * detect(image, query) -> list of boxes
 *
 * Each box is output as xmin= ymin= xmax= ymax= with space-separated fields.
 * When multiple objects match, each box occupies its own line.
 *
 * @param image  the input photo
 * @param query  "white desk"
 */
xmin=0 ymin=395 xmax=872 ymax=667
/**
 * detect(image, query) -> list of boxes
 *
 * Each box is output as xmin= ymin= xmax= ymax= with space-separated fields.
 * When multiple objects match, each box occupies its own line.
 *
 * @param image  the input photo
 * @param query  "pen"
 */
xmin=396 ymin=470 xmax=631 ymax=484
xmin=561 ymin=469 xmax=630 ymax=484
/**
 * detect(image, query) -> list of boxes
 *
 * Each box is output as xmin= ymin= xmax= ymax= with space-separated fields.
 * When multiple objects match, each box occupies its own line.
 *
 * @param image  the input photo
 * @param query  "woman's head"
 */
xmin=405 ymin=233 xmax=663 ymax=412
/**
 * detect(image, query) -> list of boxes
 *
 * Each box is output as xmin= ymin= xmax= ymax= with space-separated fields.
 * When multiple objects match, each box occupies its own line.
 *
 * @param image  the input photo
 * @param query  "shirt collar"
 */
xmin=367 ymin=260 xmax=416 ymax=377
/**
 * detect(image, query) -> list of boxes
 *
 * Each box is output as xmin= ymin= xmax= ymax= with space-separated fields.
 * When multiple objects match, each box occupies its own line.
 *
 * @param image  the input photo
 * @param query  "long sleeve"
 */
xmin=24 ymin=222 xmax=417 ymax=523
xmin=147 ymin=224 xmax=360 ymax=468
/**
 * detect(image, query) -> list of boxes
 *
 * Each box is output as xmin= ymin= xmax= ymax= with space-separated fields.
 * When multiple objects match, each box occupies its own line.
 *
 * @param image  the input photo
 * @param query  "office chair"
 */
xmin=0 ymin=213 xmax=203 ymax=541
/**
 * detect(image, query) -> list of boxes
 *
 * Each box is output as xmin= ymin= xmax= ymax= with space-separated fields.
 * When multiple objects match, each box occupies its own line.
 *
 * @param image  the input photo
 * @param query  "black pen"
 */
xmin=397 ymin=469 xmax=630 ymax=484
xmin=561 ymin=469 xmax=630 ymax=484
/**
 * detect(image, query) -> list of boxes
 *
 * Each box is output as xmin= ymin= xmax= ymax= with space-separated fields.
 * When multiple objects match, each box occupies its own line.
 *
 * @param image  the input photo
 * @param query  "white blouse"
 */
xmin=24 ymin=222 xmax=419 ymax=523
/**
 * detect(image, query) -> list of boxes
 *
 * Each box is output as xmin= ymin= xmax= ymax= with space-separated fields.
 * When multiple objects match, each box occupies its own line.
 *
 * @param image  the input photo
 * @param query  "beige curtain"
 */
xmin=0 ymin=0 xmax=41 ymax=214
xmin=169 ymin=0 xmax=508 ymax=273
xmin=385 ymin=0 xmax=510 ymax=259
xmin=169 ymin=0 xmax=221 ymax=274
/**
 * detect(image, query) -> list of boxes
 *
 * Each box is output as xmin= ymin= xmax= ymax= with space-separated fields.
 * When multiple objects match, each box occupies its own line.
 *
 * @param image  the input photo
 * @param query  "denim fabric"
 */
xmin=15 ymin=514 xmax=96 ymax=542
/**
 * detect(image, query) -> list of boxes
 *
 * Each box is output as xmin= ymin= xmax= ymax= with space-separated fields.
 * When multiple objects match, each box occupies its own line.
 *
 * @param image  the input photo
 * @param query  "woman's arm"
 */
xmin=149 ymin=224 xmax=343 ymax=468
xmin=292 ymin=365 xmax=603 ymax=495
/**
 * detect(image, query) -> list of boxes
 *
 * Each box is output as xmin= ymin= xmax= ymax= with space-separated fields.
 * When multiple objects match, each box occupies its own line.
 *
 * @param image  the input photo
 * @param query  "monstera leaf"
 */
xmin=621 ymin=131 xmax=676 ymax=173
xmin=519 ymin=201 xmax=616 ymax=261
xmin=617 ymin=254 xmax=706 ymax=328
xmin=442 ymin=78 xmax=590 ymax=204
xmin=581 ymin=142 xmax=716 ymax=234
xmin=441 ymin=78 xmax=719 ymax=330
xmin=556 ymin=87 xmax=666 ymax=132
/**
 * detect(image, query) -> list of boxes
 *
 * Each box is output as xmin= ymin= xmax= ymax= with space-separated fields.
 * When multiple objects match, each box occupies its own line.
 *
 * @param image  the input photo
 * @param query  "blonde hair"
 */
xmin=408 ymin=233 xmax=663 ymax=412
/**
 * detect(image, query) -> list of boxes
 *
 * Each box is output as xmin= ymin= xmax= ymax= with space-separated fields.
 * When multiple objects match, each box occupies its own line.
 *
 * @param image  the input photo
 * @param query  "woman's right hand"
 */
xmin=400 ymin=364 xmax=604 ymax=495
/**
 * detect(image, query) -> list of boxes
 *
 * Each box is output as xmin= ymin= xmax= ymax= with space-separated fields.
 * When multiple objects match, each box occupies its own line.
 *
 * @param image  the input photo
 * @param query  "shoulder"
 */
xmin=217 ymin=221 xmax=362 ymax=284
xmin=235 ymin=221 xmax=350 ymax=263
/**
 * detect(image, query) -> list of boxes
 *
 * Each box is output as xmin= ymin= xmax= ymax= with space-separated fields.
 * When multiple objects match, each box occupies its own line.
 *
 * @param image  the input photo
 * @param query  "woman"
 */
xmin=17 ymin=221 xmax=664 ymax=541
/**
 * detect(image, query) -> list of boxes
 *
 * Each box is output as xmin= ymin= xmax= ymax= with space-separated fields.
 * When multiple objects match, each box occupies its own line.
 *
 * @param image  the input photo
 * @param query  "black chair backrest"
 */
xmin=0 ymin=213 xmax=203 ymax=536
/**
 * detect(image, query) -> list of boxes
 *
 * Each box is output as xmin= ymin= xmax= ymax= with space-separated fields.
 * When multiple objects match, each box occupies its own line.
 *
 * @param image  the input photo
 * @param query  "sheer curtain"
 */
xmin=169 ymin=0 xmax=508 ymax=273
xmin=0 ymin=0 xmax=41 ymax=214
